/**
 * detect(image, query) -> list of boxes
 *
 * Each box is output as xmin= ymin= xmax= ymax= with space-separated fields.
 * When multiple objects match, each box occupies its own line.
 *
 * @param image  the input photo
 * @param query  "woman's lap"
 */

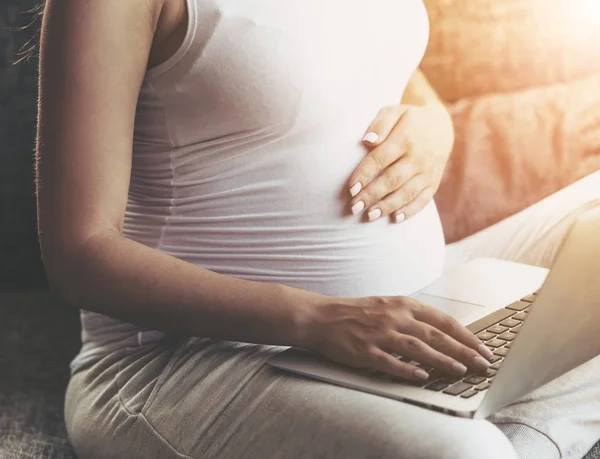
xmin=65 ymin=170 xmax=600 ymax=459
xmin=66 ymin=339 xmax=519 ymax=459
xmin=445 ymin=169 xmax=600 ymax=270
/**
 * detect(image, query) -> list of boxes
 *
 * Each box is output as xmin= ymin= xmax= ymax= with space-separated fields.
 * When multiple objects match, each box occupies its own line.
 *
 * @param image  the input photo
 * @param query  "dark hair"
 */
xmin=13 ymin=2 xmax=44 ymax=64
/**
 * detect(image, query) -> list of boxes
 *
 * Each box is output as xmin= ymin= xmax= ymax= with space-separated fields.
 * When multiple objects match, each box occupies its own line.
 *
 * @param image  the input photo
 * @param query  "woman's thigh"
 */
xmin=445 ymin=169 xmax=600 ymax=269
xmin=444 ymin=169 xmax=600 ymax=459
xmin=66 ymin=339 xmax=517 ymax=459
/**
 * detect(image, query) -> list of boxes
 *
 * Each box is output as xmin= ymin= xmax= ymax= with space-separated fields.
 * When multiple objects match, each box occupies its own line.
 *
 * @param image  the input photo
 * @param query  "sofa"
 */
xmin=1 ymin=290 xmax=80 ymax=458
xmin=422 ymin=0 xmax=600 ymax=242
xmin=2 ymin=0 xmax=600 ymax=458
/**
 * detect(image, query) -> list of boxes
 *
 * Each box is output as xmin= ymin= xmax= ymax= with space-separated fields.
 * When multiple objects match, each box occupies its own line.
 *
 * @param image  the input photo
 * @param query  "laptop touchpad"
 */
xmin=412 ymin=293 xmax=485 ymax=325
xmin=421 ymin=258 xmax=548 ymax=308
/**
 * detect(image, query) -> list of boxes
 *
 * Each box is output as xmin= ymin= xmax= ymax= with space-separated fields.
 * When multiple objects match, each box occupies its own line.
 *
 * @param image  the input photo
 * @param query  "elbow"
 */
xmin=39 ymin=238 xmax=81 ymax=307
xmin=39 ymin=228 xmax=118 ymax=307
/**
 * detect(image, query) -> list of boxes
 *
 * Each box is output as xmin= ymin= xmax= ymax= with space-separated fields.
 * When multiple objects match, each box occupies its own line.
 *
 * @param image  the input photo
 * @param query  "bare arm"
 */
xmin=401 ymin=68 xmax=445 ymax=108
xmin=36 ymin=0 xmax=318 ymax=346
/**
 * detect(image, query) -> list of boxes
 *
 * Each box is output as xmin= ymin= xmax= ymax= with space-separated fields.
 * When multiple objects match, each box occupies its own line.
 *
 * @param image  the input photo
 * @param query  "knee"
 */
xmin=434 ymin=420 xmax=519 ymax=459
xmin=368 ymin=416 xmax=518 ymax=459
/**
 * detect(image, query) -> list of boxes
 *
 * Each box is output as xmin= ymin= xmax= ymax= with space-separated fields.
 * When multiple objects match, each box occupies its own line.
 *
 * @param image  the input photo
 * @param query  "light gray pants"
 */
xmin=65 ymin=170 xmax=600 ymax=459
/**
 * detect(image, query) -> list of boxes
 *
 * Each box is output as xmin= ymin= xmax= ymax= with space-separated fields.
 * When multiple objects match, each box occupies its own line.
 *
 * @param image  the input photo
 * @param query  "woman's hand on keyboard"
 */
xmin=306 ymin=295 xmax=493 ymax=382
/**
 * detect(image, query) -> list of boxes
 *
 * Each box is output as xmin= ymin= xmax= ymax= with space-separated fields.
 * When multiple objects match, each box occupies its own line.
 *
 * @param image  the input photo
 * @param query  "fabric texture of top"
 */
xmin=70 ymin=0 xmax=446 ymax=374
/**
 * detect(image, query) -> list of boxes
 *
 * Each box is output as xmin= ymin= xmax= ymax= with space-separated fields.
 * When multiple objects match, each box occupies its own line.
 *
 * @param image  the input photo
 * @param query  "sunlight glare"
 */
xmin=571 ymin=0 xmax=600 ymax=26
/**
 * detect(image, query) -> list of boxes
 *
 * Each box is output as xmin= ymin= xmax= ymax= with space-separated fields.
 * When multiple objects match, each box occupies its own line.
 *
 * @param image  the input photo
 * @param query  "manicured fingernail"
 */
xmin=362 ymin=132 xmax=379 ymax=144
xmin=473 ymin=355 xmax=491 ymax=370
xmin=395 ymin=213 xmax=406 ymax=223
xmin=452 ymin=361 xmax=468 ymax=375
xmin=478 ymin=344 xmax=494 ymax=360
xmin=414 ymin=369 xmax=430 ymax=380
xmin=368 ymin=208 xmax=382 ymax=221
xmin=351 ymin=201 xmax=365 ymax=215
xmin=349 ymin=182 xmax=362 ymax=197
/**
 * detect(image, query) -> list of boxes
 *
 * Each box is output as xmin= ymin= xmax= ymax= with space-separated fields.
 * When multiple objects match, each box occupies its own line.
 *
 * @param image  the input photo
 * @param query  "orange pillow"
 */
xmin=421 ymin=0 xmax=600 ymax=242
xmin=435 ymin=74 xmax=600 ymax=243
xmin=421 ymin=0 xmax=600 ymax=102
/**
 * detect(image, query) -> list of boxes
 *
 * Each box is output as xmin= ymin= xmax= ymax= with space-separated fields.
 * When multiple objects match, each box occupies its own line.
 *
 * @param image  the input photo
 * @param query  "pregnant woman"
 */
xmin=36 ymin=0 xmax=600 ymax=458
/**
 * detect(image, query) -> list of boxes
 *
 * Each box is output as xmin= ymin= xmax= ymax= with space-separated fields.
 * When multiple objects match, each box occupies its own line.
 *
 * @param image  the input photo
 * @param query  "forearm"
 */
xmin=44 ymin=231 xmax=321 ymax=347
xmin=401 ymin=68 xmax=444 ymax=108
xmin=400 ymin=68 xmax=455 ymax=152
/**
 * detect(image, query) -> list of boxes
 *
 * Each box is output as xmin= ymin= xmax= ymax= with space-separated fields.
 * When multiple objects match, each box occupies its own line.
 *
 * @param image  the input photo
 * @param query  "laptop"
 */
xmin=268 ymin=207 xmax=600 ymax=419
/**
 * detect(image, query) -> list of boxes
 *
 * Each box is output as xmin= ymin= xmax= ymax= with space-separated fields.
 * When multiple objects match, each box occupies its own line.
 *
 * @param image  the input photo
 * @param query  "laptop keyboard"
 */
xmin=377 ymin=290 xmax=538 ymax=398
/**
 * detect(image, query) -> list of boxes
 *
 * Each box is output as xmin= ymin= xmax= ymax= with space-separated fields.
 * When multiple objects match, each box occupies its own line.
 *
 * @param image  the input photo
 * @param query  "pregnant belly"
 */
xmin=125 ymin=124 xmax=447 ymax=298
xmin=125 ymin=195 xmax=446 ymax=298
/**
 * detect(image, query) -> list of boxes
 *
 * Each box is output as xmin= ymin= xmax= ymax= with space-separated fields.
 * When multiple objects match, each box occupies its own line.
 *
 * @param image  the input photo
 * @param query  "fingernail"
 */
xmin=368 ymin=208 xmax=382 ymax=221
xmin=395 ymin=212 xmax=406 ymax=223
xmin=349 ymin=182 xmax=362 ymax=197
xmin=473 ymin=355 xmax=491 ymax=370
xmin=362 ymin=132 xmax=379 ymax=144
xmin=414 ymin=369 xmax=430 ymax=380
xmin=351 ymin=201 xmax=365 ymax=215
xmin=452 ymin=361 xmax=468 ymax=375
xmin=478 ymin=344 xmax=494 ymax=360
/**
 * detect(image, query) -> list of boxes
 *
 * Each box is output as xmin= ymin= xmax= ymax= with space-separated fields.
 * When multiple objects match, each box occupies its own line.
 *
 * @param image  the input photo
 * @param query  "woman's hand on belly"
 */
xmin=347 ymin=103 xmax=454 ymax=224
xmin=305 ymin=294 xmax=493 ymax=382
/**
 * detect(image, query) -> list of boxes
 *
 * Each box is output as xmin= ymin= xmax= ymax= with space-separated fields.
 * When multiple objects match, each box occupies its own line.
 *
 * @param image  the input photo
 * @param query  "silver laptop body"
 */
xmin=268 ymin=207 xmax=600 ymax=418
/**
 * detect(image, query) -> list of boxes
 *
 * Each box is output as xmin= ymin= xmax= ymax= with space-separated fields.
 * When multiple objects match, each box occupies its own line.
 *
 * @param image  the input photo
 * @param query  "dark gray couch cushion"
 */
xmin=0 ymin=392 xmax=75 ymax=459
xmin=0 ymin=0 xmax=47 ymax=291
xmin=588 ymin=442 xmax=600 ymax=459
xmin=0 ymin=292 xmax=80 ymax=459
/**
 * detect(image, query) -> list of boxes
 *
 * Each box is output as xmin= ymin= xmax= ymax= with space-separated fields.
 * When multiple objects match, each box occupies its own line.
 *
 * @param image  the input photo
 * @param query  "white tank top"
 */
xmin=71 ymin=0 xmax=446 ymax=374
